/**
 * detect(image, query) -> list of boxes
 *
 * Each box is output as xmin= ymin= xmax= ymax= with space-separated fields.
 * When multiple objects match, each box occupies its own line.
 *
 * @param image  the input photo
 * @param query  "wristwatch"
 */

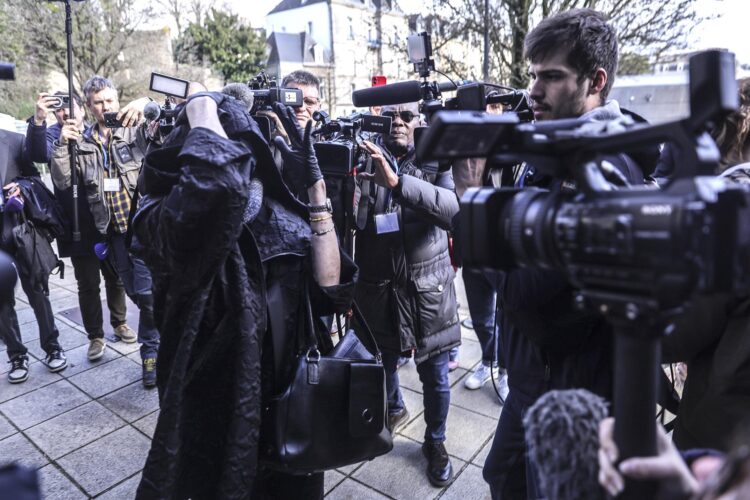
xmin=309 ymin=198 xmax=333 ymax=214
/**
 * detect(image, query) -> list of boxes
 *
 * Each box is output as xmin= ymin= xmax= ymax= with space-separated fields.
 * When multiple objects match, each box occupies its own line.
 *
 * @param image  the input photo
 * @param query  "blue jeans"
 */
xmin=108 ymin=233 xmax=159 ymax=358
xmin=463 ymin=268 xmax=504 ymax=368
xmin=383 ymin=350 xmax=451 ymax=443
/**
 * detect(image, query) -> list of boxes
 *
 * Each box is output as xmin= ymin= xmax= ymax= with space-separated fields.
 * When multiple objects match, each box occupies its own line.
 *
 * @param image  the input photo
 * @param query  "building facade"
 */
xmin=266 ymin=0 xmax=413 ymax=116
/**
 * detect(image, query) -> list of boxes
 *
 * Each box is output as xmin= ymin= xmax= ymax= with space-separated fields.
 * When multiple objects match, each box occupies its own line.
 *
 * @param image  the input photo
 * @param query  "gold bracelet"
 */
xmin=310 ymin=214 xmax=333 ymax=223
xmin=312 ymin=225 xmax=335 ymax=236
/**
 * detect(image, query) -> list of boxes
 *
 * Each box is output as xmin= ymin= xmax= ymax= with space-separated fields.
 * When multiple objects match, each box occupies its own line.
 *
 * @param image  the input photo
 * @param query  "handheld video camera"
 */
xmin=142 ymin=72 xmax=191 ymax=135
xmin=248 ymin=72 xmax=304 ymax=142
xmin=312 ymin=111 xmax=392 ymax=177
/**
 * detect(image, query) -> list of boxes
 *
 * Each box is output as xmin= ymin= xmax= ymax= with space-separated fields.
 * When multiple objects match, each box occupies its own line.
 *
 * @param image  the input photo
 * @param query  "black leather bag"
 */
xmin=260 ymin=296 xmax=393 ymax=474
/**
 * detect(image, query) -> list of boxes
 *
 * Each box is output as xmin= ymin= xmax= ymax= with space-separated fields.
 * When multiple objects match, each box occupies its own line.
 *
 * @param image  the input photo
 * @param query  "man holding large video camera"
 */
xmin=355 ymin=101 xmax=461 ymax=487
xmin=51 ymin=75 xmax=160 ymax=387
xmin=481 ymin=9 xmax=649 ymax=499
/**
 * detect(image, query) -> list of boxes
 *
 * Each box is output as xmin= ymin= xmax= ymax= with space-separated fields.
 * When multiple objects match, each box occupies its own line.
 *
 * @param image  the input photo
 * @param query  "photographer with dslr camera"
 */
xmin=24 ymin=90 xmax=133 ymax=368
xmin=354 ymin=101 xmax=461 ymax=487
xmin=51 ymin=75 xmax=160 ymax=387
xmin=480 ymin=9 xmax=653 ymax=499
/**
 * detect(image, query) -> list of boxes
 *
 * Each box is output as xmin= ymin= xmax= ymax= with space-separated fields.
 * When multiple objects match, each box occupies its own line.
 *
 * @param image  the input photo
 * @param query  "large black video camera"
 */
xmin=312 ymin=111 xmax=392 ymax=177
xmin=421 ymin=50 xmax=748 ymax=496
xmin=0 ymin=61 xmax=14 ymax=81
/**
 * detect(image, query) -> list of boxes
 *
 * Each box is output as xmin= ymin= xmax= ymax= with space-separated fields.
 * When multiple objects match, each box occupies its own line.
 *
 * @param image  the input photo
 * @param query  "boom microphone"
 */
xmin=0 ymin=62 xmax=15 ymax=81
xmin=352 ymin=79 xmax=474 ymax=107
xmin=222 ymin=83 xmax=255 ymax=111
xmin=143 ymin=101 xmax=162 ymax=122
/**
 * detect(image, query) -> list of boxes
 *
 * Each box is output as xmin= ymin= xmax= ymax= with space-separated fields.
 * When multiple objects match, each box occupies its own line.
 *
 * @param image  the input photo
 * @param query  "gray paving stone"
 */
xmin=106 ymin=336 xmax=141 ymax=356
xmin=38 ymin=464 xmax=87 ymax=500
xmin=0 ymin=362 xmax=64 ymax=404
xmin=397 ymin=387 xmax=425 ymax=437
xmin=0 ymin=413 xmax=15 ymax=440
xmin=336 ymin=461 xmax=365 ymax=476
xmin=324 ymin=470 xmax=346 ymax=494
xmin=57 ymin=426 xmax=151 ymax=497
xmin=402 ymin=405 xmax=496 ymax=462
xmin=59 ymin=342 xmax=120 ymax=377
xmin=472 ymin=436 xmax=494 ymax=468
xmin=441 ymin=463 xmax=491 ymax=500
xmin=354 ymin=437 xmax=466 ymax=499
xmin=133 ymin=410 xmax=159 ymax=439
xmin=0 ymin=379 xmax=91 ymax=430
xmin=96 ymin=473 xmax=142 ymax=500
xmin=127 ymin=350 xmax=142 ymax=364
xmin=325 ymin=478 xmax=391 ymax=499
xmin=15 ymin=306 xmax=41 ymax=325
xmin=25 ymin=401 xmax=124 ymax=459
xmin=0 ymin=432 xmax=48 ymax=469
xmin=50 ymin=296 xmax=84 ymax=314
xmin=449 ymin=377 xmax=503 ymax=420
xmin=99 ymin=382 xmax=159 ymax=422
xmin=68 ymin=357 xmax=141 ymax=398
xmin=21 ymin=325 xmax=89 ymax=360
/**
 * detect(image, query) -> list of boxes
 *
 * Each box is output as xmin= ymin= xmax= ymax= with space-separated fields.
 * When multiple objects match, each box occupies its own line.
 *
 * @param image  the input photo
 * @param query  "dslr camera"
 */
xmin=48 ymin=94 xmax=70 ymax=110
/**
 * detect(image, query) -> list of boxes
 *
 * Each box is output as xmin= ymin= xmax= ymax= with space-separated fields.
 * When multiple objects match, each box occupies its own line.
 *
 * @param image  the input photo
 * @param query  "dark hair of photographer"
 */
xmin=281 ymin=70 xmax=321 ymax=128
xmin=524 ymin=8 xmax=618 ymax=104
xmin=711 ymin=78 xmax=750 ymax=170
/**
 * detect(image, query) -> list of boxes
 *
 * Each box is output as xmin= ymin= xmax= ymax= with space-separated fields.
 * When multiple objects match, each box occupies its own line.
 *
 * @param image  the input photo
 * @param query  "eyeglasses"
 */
xmin=381 ymin=110 xmax=416 ymax=123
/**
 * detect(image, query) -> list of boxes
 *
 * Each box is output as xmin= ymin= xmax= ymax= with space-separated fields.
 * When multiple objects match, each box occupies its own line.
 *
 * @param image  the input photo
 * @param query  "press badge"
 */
xmin=375 ymin=212 xmax=399 ymax=234
xmin=103 ymin=178 xmax=120 ymax=192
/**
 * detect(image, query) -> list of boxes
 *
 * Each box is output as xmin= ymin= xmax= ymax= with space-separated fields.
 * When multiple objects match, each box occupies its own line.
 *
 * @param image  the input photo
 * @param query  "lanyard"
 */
xmin=93 ymin=128 xmax=114 ymax=177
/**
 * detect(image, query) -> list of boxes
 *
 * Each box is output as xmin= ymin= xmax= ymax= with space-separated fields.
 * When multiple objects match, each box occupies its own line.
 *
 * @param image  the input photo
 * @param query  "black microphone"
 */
xmin=143 ymin=101 xmax=161 ymax=122
xmin=352 ymin=80 xmax=422 ymax=107
xmin=352 ymin=79 xmax=475 ymax=107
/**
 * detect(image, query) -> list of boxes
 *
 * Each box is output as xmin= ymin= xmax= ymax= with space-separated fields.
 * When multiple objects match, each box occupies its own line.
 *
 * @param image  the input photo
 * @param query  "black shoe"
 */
xmin=422 ymin=441 xmax=454 ymax=487
xmin=387 ymin=408 xmax=410 ymax=433
xmin=43 ymin=349 xmax=68 ymax=373
xmin=142 ymin=357 xmax=157 ymax=388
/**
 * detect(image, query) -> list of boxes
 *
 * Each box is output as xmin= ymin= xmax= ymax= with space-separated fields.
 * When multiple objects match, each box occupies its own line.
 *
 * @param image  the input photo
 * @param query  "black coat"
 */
xmin=354 ymin=144 xmax=461 ymax=362
xmin=133 ymin=98 xmax=357 ymax=500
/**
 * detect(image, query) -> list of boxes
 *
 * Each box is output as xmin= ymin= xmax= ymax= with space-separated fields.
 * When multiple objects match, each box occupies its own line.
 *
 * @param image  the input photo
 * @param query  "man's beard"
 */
xmin=384 ymin=137 xmax=409 ymax=158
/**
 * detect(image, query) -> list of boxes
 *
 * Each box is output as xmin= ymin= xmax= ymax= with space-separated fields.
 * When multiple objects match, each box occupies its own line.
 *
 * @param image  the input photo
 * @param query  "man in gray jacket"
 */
xmin=357 ymin=102 xmax=461 ymax=487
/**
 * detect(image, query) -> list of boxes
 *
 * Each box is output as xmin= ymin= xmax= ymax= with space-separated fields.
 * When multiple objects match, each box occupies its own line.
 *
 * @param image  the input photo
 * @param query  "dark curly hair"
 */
xmin=711 ymin=78 xmax=750 ymax=170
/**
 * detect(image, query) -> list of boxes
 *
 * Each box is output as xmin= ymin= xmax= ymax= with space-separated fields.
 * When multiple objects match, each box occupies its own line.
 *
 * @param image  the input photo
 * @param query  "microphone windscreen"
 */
xmin=523 ymin=389 xmax=608 ymax=500
xmin=352 ymin=80 xmax=421 ymax=107
xmin=222 ymin=83 xmax=255 ymax=111
xmin=143 ymin=101 xmax=161 ymax=122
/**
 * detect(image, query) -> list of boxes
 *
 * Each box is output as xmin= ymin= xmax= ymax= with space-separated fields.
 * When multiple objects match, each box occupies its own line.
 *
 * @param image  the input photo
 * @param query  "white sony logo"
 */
xmin=640 ymin=204 xmax=673 ymax=216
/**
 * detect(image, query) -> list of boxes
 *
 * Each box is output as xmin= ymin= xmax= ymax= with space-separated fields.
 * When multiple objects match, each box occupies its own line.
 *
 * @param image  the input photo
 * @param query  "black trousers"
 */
xmin=70 ymin=255 xmax=127 ymax=339
xmin=0 ymin=269 xmax=61 ymax=360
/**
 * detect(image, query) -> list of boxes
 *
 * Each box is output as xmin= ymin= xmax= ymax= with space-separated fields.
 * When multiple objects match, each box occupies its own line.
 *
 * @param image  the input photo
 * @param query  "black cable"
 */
xmin=488 ymin=271 xmax=506 ymax=405
xmin=434 ymin=69 xmax=460 ymax=88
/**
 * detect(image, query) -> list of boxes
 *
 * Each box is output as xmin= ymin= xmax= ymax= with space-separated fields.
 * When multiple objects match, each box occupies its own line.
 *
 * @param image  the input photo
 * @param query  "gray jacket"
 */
xmin=354 ymin=147 xmax=461 ymax=362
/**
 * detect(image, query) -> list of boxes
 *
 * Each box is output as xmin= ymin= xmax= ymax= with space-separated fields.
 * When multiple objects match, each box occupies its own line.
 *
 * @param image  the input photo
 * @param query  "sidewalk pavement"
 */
xmin=0 ymin=264 xmax=500 ymax=499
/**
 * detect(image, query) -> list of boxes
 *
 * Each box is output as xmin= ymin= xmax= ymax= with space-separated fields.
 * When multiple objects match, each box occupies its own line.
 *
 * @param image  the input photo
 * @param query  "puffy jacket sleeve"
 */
xmin=24 ymin=121 xmax=53 ymax=164
xmin=392 ymin=170 xmax=459 ymax=230
xmin=134 ymin=127 xmax=253 ymax=283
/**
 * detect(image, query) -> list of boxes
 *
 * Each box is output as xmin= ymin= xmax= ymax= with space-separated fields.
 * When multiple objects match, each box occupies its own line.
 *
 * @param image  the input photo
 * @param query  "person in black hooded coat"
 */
xmin=132 ymin=94 xmax=357 ymax=499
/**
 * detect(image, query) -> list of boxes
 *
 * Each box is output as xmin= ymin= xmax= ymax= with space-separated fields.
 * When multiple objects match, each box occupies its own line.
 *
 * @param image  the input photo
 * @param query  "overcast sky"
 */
xmin=195 ymin=0 xmax=750 ymax=62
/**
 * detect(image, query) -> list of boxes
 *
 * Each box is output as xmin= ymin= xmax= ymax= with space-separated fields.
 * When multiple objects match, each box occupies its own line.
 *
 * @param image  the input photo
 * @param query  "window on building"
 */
xmin=348 ymin=17 xmax=354 ymax=40
xmin=320 ymin=82 xmax=326 ymax=101
xmin=308 ymin=21 xmax=313 ymax=36
xmin=351 ymin=83 xmax=356 ymax=96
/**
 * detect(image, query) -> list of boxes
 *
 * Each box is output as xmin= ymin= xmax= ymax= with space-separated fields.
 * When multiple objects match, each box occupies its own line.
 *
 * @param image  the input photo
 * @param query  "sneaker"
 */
xmin=387 ymin=408 xmax=410 ymax=433
xmin=496 ymin=368 xmax=510 ymax=402
xmin=114 ymin=324 xmax=137 ymax=343
xmin=142 ymin=357 xmax=157 ymax=388
xmin=464 ymin=363 xmax=498 ymax=390
xmin=43 ymin=349 xmax=68 ymax=373
xmin=87 ymin=338 xmax=107 ymax=361
xmin=422 ymin=441 xmax=454 ymax=487
xmin=8 ymin=356 xmax=30 ymax=384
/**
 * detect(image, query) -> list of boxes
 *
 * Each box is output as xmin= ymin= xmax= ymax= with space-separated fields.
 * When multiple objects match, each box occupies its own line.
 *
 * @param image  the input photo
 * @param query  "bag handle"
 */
xmin=302 ymin=282 xmax=382 ymax=362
